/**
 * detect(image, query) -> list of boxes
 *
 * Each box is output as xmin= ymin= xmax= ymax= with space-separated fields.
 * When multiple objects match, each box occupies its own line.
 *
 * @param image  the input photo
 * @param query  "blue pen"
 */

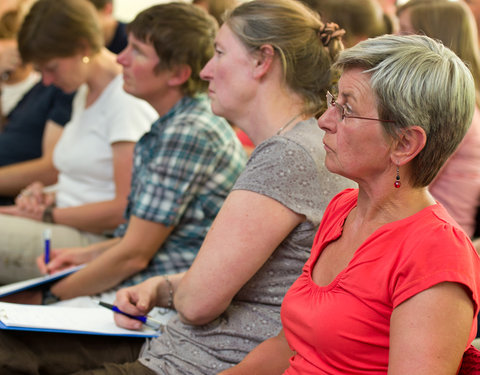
xmin=43 ymin=228 xmax=51 ymax=264
xmin=98 ymin=301 xmax=163 ymax=330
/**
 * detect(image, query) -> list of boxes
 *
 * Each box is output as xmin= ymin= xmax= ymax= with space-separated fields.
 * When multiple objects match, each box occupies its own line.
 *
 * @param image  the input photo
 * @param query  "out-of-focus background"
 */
xmin=114 ymin=0 xmax=171 ymax=21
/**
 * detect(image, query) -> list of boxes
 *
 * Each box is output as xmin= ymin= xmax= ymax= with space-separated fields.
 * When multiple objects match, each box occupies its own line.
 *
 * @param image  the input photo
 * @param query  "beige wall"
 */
xmin=113 ymin=0 xmax=174 ymax=22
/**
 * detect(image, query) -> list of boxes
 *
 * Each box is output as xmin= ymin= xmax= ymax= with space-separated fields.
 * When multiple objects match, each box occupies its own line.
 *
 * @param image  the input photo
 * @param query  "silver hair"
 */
xmin=334 ymin=34 xmax=475 ymax=187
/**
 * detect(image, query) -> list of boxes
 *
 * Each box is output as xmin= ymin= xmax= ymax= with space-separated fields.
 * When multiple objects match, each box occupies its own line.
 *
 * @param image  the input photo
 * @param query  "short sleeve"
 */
xmin=233 ymin=136 xmax=324 ymax=221
xmin=389 ymin=222 xmax=480 ymax=317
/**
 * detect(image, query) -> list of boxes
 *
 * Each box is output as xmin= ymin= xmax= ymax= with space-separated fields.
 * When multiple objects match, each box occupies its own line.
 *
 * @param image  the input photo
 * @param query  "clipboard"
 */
xmin=0 ymin=302 xmax=160 ymax=337
xmin=0 ymin=265 xmax=85 ymax=298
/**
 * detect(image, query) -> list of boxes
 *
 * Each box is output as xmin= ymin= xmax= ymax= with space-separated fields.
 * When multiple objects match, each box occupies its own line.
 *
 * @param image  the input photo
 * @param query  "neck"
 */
xmin=86 ymin=49 xmax=121 ymax=91
xmin=149 ymin=90 xmax=185 ymax=117
xmin=355 ymin=183 xmax=435 ymax=228
xmin=84 ymin=48 xmax=121 ymax=106
xmin=236 ymin=88 xmax=308 ymax=146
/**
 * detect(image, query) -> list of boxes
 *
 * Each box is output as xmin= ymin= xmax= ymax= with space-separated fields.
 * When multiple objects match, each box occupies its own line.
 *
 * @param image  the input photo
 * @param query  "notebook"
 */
xmin=0 ymin=265 xmax=84 ymax=298
xmin=0 ymin=302 xmax=160 ymax=337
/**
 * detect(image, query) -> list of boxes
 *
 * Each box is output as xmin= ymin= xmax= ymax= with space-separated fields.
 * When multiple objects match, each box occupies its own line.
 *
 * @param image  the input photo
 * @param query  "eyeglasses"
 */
xmin=326 ymin=91 xmax=395 ymax=123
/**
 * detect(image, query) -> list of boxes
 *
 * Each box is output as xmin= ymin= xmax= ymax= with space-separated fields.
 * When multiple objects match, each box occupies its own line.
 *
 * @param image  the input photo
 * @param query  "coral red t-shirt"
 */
xmin=282 ymin=189 xmax=480 ymax=374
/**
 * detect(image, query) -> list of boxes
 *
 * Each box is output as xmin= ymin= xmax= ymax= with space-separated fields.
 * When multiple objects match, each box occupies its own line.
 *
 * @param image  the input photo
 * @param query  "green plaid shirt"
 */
xmin=115 ymin=94 xmax=246 ymax=286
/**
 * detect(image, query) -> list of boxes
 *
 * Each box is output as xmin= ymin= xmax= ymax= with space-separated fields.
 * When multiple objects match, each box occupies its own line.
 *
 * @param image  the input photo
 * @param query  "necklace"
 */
xmin=276 ymin=113 xmax=303 ymax=135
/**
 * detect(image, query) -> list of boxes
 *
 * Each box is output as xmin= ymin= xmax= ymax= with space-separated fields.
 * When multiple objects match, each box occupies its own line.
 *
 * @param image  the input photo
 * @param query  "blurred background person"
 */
xmin=192 ymin=0 xmax=237 ymax=26
xmin=87 ymin=0 xmax=127 ymax=54
xmin=0 ymin=0 xmax=156 ymax=284
xmin=301 ymin=0 xmax=392 ymax=48
xmin=466 ymin=0 xmax=480 ymax=48
xmin=397 ymin=0 xmax=480 ymax=239
xmin=0 ymin=7 xmax=74 ymax=205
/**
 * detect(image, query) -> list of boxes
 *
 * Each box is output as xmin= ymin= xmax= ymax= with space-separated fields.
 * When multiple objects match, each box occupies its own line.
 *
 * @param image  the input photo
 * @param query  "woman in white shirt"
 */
xmin=0 ymin=0 xmax=156 ymax=284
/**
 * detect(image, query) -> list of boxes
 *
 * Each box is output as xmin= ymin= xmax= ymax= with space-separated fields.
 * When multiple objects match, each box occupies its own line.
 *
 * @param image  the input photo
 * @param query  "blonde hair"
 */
xmin=336 ymin=34 xmax=475 ymax=187
xmin=397 ymin=0 xmax=480 ymax=105
xmin=225 ymin=0 xmax=343 ymax=116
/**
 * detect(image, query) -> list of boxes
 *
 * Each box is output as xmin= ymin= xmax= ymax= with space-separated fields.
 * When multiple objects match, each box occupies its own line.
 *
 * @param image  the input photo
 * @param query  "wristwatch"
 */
xmin=42 ymin=204 xmax=55 ymax=223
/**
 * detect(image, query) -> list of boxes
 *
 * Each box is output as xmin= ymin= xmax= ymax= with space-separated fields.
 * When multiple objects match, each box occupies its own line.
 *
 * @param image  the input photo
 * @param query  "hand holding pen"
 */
xmin=98 ymin=301 xmax=163 ymax=330
xmin=111 ymin=279 xmax=163 ymax=331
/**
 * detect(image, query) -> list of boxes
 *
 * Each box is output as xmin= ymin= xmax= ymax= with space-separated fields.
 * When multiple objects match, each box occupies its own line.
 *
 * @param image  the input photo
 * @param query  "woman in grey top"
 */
xmin=0 ymin=0 xmax=353 ymax=373
xmin=113 ymin=0 xmax=353 ymax=373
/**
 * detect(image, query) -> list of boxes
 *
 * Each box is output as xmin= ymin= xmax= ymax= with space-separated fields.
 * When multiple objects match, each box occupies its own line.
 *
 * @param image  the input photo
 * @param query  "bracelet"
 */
xmin=163 ymin=275 xmax=174 ymax=309
xmin=41 ymin=288 xmax=61 ymax=305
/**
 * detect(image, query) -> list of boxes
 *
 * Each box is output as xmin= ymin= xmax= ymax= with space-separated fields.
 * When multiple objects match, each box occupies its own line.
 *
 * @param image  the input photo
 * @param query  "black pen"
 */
xmin=98 ymin=301 xmax=163 ymax=330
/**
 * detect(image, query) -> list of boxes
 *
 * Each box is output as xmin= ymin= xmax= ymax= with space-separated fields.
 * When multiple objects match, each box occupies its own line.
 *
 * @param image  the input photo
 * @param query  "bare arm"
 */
xmin=388 ymin=282 xmax=474 ymax=374
xmin=220 ymin=329 xmax=293 ymax=375
xmin=50 ymin=141 xmax=135 ymax=233
xmin=0 ymin=120 xmax=62 ymax=196
xmin=174 ymin=190 xmax=305 ymax=325
xmin=36 ymin=237 xmax=121 ymax=274
xmin=51 ymin=215 xmax=174 ymax=299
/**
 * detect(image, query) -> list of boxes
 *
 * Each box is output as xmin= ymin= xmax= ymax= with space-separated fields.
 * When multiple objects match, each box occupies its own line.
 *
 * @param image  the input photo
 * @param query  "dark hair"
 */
xmin=18 ymin=0 xmax=103 ymax=64
xmin=127 ymin=2 xmax=217 ymax=96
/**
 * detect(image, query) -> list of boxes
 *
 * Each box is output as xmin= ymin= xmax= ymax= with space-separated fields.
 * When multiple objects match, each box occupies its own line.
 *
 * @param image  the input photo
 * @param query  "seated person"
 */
xmin=0 ymin=8 xmax=74 ymax=205
xmin=302 ymin=0 xmax=391 ymax=48
xmin=0 ymin=1 xmax=354 ymax=373
xmin=397 ymin=0 xmax=480 ymax=238
xmin=87 ymin=0 xmax=127 ymax=54
xmin=21 ymin=0 xmax=247 ymax=305
xmin=0 ymin=0 xmax=156 ymax=284
xmin=221 ymin=34 xmax=480 ymax=374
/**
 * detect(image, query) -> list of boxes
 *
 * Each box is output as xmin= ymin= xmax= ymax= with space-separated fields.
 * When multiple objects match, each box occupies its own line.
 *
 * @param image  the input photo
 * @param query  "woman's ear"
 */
xmin=252 ymin=44 xmax=275 ymax=79
xmin=167 ymin=64 xmax=192 ymax=87
xmin=77 ymin=39 xmax=92 ymax=59
xmin=391 ymin=125 xmax=427 ymax=165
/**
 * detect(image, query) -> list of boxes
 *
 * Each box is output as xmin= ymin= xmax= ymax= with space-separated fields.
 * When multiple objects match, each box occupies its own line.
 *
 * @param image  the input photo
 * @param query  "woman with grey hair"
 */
xmin=0 ymin=0 xmax=354 ymax=373
xmin=221 ymin=33 xmax=480 ymax=374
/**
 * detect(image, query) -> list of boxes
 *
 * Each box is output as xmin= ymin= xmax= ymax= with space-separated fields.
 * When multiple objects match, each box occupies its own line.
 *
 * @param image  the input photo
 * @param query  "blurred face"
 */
xmin=200 ymin=23 xmax=256 ymax=122
xmin=466 ymin=0 xmax=480 ymax=31
xmin=117 ymin=33 xmax=172 ymax=107
xmin=36 ymin=54 xmax=87 ymax=93
xmin=317 ymin=68 xmax=392 ymax=182
xmin=397 ymin=8 xmax=416 ymax=35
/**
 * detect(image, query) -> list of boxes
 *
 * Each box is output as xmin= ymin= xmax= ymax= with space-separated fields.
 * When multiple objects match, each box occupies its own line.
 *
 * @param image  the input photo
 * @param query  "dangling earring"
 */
xmin=82 ymin=56 xmax=90 ymax=64
xmin=394 ymin=165 xmax=401 ymax=188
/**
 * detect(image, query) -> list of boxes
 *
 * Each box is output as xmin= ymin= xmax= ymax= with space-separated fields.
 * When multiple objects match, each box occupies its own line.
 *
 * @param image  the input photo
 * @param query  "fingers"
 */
xmin=16 ymin=182 xmax=48 ymax=212
xmin=36 ymin=254 xmax=48 ymax=274
xmin=113 ymin=312 xmax=143 ymax=330
xmin=113 ymin=288 xmax=145 ymax=330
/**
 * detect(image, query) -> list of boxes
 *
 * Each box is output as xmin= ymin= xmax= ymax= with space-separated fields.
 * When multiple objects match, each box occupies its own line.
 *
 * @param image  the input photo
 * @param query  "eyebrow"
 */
xmin=339 ymin=91 xmax=356 ymax=105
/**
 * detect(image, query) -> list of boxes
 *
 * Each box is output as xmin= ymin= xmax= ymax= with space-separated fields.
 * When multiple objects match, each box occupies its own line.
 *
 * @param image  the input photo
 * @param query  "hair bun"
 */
xmin=319 ymin=22 xmax=345 ymax=47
